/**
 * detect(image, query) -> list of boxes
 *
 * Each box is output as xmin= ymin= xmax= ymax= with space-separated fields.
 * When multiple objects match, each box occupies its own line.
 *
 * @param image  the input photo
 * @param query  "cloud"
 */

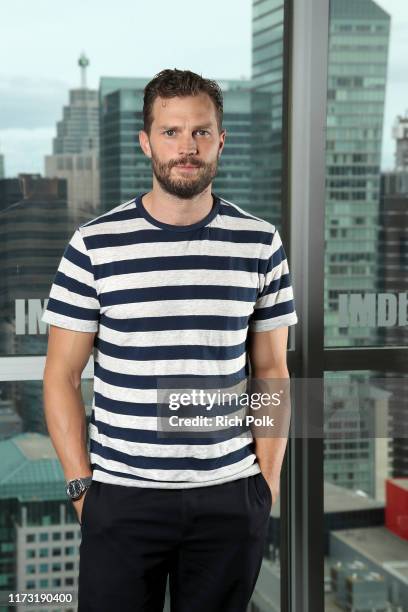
xmin=0 ymin=75 xmax=69 ymax=130
xmin=0 ymin=75 xmax=72 ymax=176
xmin=0 ymin=127 xmax=54 ymax=177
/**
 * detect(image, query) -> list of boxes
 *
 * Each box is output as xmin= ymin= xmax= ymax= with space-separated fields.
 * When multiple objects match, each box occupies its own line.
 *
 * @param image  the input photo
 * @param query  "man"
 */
xmin=42 ymin=68 xmax=298 ymax=612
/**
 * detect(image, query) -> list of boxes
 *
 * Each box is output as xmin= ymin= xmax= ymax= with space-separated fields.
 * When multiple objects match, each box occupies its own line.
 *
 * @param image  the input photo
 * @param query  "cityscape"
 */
xmin=0 ymin=1 xmax=407 ymax=611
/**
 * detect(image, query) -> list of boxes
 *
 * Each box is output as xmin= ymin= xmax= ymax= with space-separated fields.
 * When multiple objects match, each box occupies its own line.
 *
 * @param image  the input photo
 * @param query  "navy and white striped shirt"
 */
xmin=41 ymin=193 xmax=298 ymax=488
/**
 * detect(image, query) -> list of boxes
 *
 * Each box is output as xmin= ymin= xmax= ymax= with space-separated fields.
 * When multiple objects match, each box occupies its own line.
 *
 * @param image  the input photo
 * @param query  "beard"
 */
xmin=150 ymin=149 xmax=219 ymax=199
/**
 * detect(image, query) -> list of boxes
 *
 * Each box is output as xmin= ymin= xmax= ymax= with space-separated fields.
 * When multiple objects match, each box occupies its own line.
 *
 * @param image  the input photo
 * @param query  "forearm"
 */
xmin=251 ymin=366 xmax=291 ymax=486
xmin=254 ymin=436 xmax=288 ymax=483
xmin=43 ymin=369 xmax=92 ymax=481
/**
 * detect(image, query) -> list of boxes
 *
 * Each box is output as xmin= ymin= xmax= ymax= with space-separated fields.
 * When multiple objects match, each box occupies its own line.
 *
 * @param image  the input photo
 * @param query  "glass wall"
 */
xmin=6 ymin=0 xmax=406 ymax=609
xmin=323 ymin=2 xmax=408 ymax=611
xmin=324 ymin=0 xmax=407 ymax=349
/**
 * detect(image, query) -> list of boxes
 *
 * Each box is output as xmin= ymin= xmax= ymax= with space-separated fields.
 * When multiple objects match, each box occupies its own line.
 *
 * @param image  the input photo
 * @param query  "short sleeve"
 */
xmin=249 ymin=228 xmax=298 ymax=332
xmin=41 ymin=228 xmax=100 ymax=332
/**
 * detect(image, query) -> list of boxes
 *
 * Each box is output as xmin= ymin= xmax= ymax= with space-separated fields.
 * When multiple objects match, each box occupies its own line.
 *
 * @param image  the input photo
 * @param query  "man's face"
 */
xmin=140 ymin=93 xmax=226 ymax=199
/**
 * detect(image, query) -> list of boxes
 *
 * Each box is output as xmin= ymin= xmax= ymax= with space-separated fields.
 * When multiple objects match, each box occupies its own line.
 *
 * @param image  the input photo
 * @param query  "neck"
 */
xmin=142 ymin=182 xmax=214 ymax=227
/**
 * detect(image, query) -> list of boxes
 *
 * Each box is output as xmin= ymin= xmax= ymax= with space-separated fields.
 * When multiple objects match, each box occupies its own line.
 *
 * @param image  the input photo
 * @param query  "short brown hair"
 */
xmin=143 ymin=68 xmax=224 ymax=135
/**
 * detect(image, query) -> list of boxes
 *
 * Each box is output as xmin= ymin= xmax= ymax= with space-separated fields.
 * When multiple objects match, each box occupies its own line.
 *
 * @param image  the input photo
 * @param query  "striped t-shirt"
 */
xmin=41 ymin=192 xmax=298 ymax=489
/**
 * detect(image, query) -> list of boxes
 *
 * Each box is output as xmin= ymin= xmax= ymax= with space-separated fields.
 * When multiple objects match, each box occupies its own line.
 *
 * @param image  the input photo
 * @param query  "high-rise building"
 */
xmin=0 ymin=153 xmax=4 ymax=180
xmin=251 ymin=0 xmax=285 ymax=225
xmin=99 ymin=76 xmax=255 ymax=213
xmin=0 ymin=398 xmax=22 ymax=440
xmin=392 ymin=110 xmax=408 ymax=171
xmin=325 ymin=0 xmax=390 ymax=348
xmin=0 ymin=175 xmax=73 ymax=435
xmin=0 ymin=178 xmax=21 ymax=212
xmin=322 ymin=0 xmax=391 ymax=502
xmin=0 ymin=175 xmax=69 ymax=356
xmin=99 ymin=77 xmax=147 ymax=211
xmin=324 ymin=377 xmax=390 ymax=500
xmin=379 ymin=175 xmax=408 ymax=347
xmin=52 ymin=85 xmax=98 ymax=154
xmin=210 ymin=78 xmax=254 ymax=209
xmin=328 ymin=525 xmax=408 ymax=610
xmin=0 ymin=433 xmax=80 ymax=605
xmin=51 ymin=54 xmax=98 ymax=156
xmin=380 ymin=116 xmax=408 ymax=480
xmin=45 ymin=55 xmax=100 ymax=223
xmin=45 ymin=151 xmax=99 ymax=223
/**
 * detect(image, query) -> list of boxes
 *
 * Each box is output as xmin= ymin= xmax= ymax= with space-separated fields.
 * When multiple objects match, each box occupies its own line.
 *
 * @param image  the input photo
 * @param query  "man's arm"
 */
xmin=43 ymin=324 xmax=96 ymax=521
xmin=247 ymin=326 xmax=290 ymax=506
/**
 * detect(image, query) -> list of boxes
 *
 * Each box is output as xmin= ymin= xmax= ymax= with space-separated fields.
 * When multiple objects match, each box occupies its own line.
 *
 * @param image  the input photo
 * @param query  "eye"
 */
xmin=164 ymin=129 xmax=176 ymax=136
xmin=196 ymin=130 xmax=210 ymax=136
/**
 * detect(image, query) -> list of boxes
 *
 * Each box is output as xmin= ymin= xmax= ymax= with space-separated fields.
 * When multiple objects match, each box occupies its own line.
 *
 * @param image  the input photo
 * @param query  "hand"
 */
xmin=264 ymin=476 xmax=279 ymax=507
xmin=72 ymin=489 xmax=88 ymax=525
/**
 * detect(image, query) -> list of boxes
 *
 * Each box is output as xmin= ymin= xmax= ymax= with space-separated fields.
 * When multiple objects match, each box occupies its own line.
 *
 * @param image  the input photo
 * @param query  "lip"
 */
xmin=176 ymin=165 xmax=199 ymax=170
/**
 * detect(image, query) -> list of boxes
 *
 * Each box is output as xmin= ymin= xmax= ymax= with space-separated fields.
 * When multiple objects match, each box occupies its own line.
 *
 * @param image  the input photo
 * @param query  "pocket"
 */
xmin=257 ymin=472 xmax=272 ymax=509
xmin=80 ymin=482 xmax=93 ymax=528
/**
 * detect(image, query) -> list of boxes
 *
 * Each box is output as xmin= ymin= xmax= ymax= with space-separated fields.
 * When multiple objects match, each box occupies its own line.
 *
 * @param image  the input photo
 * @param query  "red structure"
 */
xmin=385 ymin=478 xmax=408 ymax=540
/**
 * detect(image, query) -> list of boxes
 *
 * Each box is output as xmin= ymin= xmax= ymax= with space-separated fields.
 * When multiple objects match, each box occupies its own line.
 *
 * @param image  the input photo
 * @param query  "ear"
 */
xmin=139 ymin=130 xmax=152 ymax=158
xmin=218 ymin=128 xmax=227 ymax=157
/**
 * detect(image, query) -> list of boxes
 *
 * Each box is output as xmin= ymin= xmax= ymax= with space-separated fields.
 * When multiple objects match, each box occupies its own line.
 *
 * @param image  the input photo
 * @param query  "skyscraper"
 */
xmin=52 ymin=87 xmax=98 ymax=154
xmin=392 ymin=110 xmax=408 ymax=171
xmin=0 ymin=175 xmax=72 ymax=434
xmin=380 ymin=114 xmax=408 ymax=479
xmin=323 ymin=0 xmax=391 ymax=501
xmin=251 ymin=0 xmax=286 ymax=225
xmin=325 ymin=0 xmax=390 ymax=348
xmin=0 ymin=433 xmax=81 ymax=601
xmin=45 ymin=55 xmax=100 ymax=223
xmin=51 ymin=54 xmax=99 ymax=155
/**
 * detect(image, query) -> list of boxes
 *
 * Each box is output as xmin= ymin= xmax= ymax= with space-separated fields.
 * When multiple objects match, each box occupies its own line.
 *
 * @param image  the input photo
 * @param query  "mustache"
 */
xmin=171 ymin=159 xmax=204 ymax=168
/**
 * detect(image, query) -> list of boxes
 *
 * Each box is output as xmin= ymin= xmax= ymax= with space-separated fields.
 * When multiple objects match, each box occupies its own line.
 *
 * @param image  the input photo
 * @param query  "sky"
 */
xmin=0 ymin=0 xmax=407 ymax=177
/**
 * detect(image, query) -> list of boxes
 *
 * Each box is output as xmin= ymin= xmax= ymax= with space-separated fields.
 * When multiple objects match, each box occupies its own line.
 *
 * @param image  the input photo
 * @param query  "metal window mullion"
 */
xmin=280 ymin=1 xmax=294 ymax=611
xmin=289 ymin=1 xmax=329 ymax=612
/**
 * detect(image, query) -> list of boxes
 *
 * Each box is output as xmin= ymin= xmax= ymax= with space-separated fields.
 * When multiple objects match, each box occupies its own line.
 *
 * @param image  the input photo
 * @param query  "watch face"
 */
xmin=67 ymin=479 xmax=84 ymax=499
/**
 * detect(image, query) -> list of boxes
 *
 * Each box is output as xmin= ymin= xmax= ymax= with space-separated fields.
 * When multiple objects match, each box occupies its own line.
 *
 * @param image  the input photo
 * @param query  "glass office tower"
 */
xmin=251 ymin=0 xmax=285 ymax=226
xmin=52 ymin=89 xmax=99 ymax=155
xmin=325 ymin=0 xmax=390 ymax=348
xmin=323 ymin=0 xmax=391 ymax=499
xmin=45 ymin=59 xmax=100 ymax=223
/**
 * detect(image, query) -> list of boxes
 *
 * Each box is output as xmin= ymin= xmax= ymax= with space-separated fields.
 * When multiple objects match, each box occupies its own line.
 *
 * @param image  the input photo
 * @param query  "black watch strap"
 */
xmin=66 ymin=476 xmax=93 ymax=500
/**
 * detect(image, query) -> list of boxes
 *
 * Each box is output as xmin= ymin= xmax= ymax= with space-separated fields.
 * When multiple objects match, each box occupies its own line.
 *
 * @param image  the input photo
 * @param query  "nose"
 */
xmin=178 ymin=132 xmax=198 ymax=157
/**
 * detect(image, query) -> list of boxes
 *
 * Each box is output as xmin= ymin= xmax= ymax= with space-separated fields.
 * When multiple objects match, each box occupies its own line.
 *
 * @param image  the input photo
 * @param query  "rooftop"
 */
xmin=0 ymin=433 xmax=65 ymax=501
xmin=390 ymin=478 xmax=408 ymax=492
xmin=332 ymin=526 xmax=408 ymax=566
xmin=271 ymin=481 xmax=384 ymax=518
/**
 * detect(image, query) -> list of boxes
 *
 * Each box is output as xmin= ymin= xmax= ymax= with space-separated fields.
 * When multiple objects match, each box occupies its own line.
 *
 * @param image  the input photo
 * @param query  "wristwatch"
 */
xmin=66 ymin=476 xmax=93 ymax=500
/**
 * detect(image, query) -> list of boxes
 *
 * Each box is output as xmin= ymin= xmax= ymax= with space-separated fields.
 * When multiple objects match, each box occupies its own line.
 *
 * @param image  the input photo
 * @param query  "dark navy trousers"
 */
xmin=77 ymin=473 xmax=272 ymax=612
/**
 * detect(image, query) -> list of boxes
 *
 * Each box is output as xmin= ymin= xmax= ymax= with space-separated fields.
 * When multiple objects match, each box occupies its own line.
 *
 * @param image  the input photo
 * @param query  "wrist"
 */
xmin=66 ymin=475 xmax=93 ymax=500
